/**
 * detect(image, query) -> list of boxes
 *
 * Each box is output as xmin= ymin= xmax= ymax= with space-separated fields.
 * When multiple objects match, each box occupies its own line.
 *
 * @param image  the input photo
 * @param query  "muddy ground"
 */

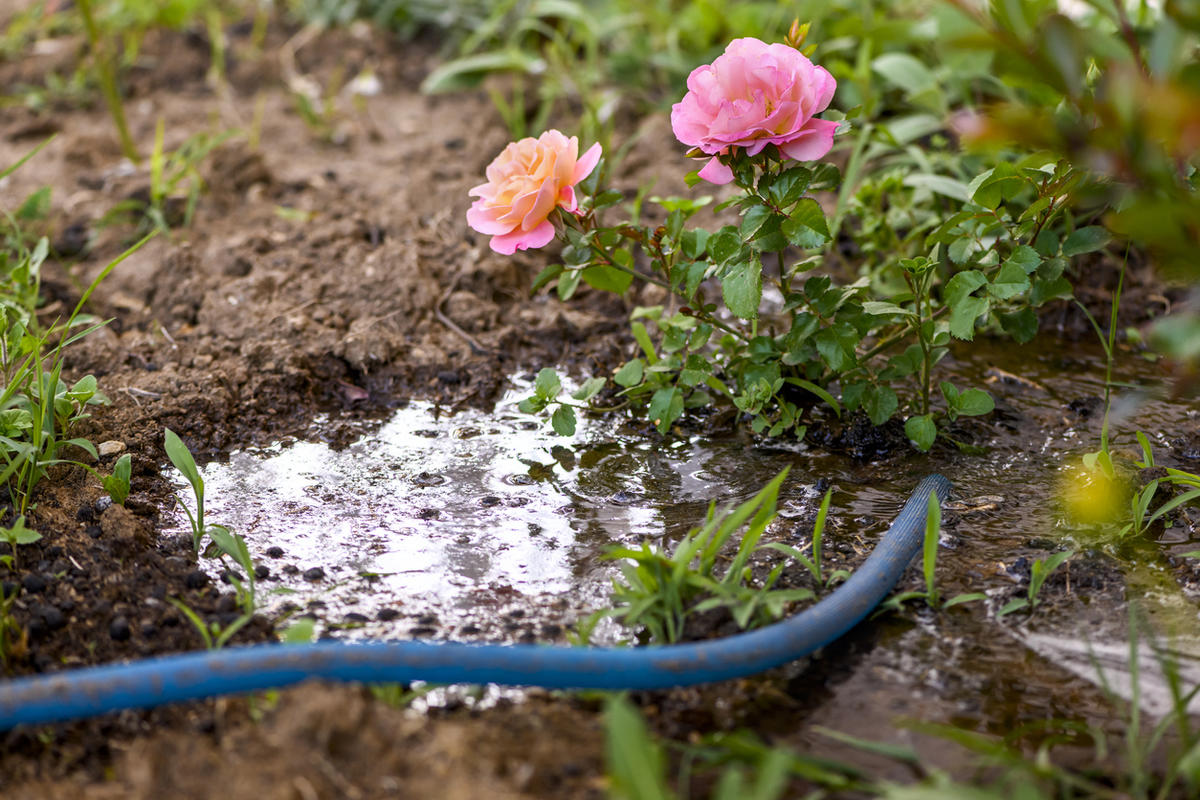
xmin=0 ymin=6 xmax=1199 ymax=799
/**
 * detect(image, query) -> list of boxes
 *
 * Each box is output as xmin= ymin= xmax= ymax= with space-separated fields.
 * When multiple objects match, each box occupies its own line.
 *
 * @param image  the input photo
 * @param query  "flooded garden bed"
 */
xmin=1 ymin=1 xmax=1199 ymax=798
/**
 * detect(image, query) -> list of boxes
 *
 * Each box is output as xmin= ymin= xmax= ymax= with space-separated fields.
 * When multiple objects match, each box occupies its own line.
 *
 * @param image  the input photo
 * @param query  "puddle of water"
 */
xmin=167 ymin=341 xmax=1200 ymax=730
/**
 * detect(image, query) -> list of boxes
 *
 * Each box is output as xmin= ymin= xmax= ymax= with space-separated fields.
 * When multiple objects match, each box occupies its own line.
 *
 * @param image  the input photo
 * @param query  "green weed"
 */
xmin=599 ymin=469 xmax=817 ymax=644
xmin=880 ymin=491 xmax=986 ymax=613
xmin=103 ymin=452 xmax=132 ymax=505
xmin=0 ymin=516 xmax=41 ymax=571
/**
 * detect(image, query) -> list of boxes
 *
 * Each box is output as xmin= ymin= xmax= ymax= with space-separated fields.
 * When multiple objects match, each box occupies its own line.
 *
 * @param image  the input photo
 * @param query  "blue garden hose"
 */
xmin=0 ymin=474 xmax=950 ymax=730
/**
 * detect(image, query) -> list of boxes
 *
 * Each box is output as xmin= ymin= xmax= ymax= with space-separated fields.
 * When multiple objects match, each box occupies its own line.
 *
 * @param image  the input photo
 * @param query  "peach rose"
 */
xmin=467 ymin=130 xmax=602 ymax=255
xmin=671 ymin=37 xmax=838 ymax=185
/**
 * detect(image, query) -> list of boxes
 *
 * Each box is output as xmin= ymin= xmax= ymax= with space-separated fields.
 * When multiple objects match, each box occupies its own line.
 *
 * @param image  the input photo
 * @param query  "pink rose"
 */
xmin=671 ymin=37 xmax=838 ymax=185
xmin=467 ymin=130 xmax=602 ymax=255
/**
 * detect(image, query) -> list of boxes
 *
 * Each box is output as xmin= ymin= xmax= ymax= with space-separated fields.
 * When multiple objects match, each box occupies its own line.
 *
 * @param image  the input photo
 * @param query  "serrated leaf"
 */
xmin=1006 ymin=245 xmax=1042 ymax=274
xmin=988 ymin=261 xmax=1031 ymax=300
xmin=722 ymin=259 xmax=762 ymax=320
xmin=740 ymin=204 xmax=773 ymax=240
xmin=781 ymin=198 xmax=829 ymax=249
xmin=998 ymin=308 xmax=1038 ymax=343
xmin=1030 ymin=276 xmax=1074 ymax=306
xmin=949 ymin=295 xmax=989 ymax=340
xmin=943 ymin=270 xmax=986 ymax=306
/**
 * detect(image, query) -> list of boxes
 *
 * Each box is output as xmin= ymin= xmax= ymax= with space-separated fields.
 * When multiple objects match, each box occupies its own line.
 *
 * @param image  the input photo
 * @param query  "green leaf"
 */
xmin=1006 ymin=245 xmax=1042 ymax=274
xmin=943 ymin=270 xmax=986 ymax=306
xmin=864 ymin=385 xmax=898 ymax=425
xmin=164 ymin=428 xmax=203 ymax=495
xmin=613 ymin=359 xmax=644 ymax=388
xmin=862 ymin=300 xmax=915 ymax=317
xmin=1061 ymin=226 xmax=1111 ymax=257
xmin=988 ymin=261 xmax=1031 ymax=300
xmin=533 ymin=368 xmax=561 ymax=400
xmin=556 ymin=268 xmax=581 ymax=300
xmin=571 ymin=377 xmax=606 ymax=401
xmin=998 ymin=308 xmax=1038 ymax=343
xmin=420 ymin=50 xmax=546 ymax=93
xmin=581 ymin=265 xmax=633 ymax=294
xmin=1030 ymin=275 xmax=1073 ymax=306
xmin=905 ymin=415 xmax=937 ymax=451
xmin=708 ymin=227 xmax=742 ymax=264
xmin=902 ymin=174 xmax=971 ymax=202
xmin=722 ymin=259 xmax=762 ymax=320
xmin=648 ymin=387 xmax=683 ymax=434
xmin=949 ymin=295 xmax=989 ymax=340
xmin=551 ymin=405 xmax=577 ymax=436
xmin=971 ymin=163 xmax=1024 ymax=209
xmin=1 ymin=516 xmax=40 ymax=546
xmin=954 ymin=388 xmax=994 ymax=416
xmin=998 ymin=597 xmax=1030 ymax=617
xmin=740 ymin=204 xmax=773 ymax=240
xmin=872 ymin=52 xmax=936 ymax=95
xmin=781 ymin=199 xmax=830 ymax=250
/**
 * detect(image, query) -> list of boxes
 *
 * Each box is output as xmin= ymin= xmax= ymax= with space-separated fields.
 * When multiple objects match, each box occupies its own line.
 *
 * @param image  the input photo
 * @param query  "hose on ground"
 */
xmin=0 ymin=474 xmax=951 ymax=729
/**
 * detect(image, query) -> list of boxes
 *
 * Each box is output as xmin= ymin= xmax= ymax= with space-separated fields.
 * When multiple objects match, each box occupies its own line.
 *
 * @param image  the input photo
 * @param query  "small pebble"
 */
xmin=282 ymin=564 xmax=299 ymax=575
xmin=21 ymin=574 xmax=47 ymax=594
xmin=303 ymin=567 xmax=326 ymax=581
xmin=40 ymin=605 xmax=65 ymax=630
xmin=417 ymin=614 xmax=438 ymax=625
xmin=254 ymin=565 xmax=270 ymax=579
xmin=86 ymin=525 xmax=103 ymax=539
xmin=184 ymin=570 xmax=209 ymax=589
xmin=344 ymin=612 xmax=369 ymax=624
xmin=377 ymin=608 xmax=401 ymax=621
xmin=265 ymin=546 xmax=285 ymax=558
xmin=97 ymin=440 xmax=126 ymax=457
xmin=75 ymin=506 xmax=95 ymax=522
xmin=94 ymin=496 xmax=113 ymax=514
xmin=109 ymin=616 xmax=131 ymax=641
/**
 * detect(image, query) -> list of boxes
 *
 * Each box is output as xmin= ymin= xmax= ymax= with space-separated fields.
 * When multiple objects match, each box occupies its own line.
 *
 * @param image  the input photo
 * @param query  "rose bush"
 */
xmin=670 ymin=37 xmax=838 ymax=185
xmin=466 ymin=129 xmax=602 ymax=254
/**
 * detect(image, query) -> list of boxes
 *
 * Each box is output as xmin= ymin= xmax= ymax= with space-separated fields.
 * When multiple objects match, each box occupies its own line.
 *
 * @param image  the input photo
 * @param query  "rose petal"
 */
xmin=490 ymin=220 xmax=556 ymax=254
xmin=778 ymin=118 xmax=838 ymax=162
xmin=698 ymin=157 xmax=734 ymax=185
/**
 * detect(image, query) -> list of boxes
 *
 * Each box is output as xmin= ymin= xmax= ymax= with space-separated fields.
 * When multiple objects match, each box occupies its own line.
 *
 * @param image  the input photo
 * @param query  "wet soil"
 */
xmin=1 ymin=5 xmax=1199 ymax=798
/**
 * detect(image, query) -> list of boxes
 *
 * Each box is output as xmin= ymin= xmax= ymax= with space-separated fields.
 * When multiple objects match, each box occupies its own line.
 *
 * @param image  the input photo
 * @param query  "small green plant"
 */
xmin=0 ymin=516 xmax=40 ymax=571
xmin=996 ymin=550 xmax=1073 ymax=618
xmin=207 ymin=524 xmax=257 ymax=616
xmin=168 ymin=595 xmax=253 ymax=651
xmin=601 ymin=469 xmax=815 ymax=644
xmin=103 ymin=452 xmax=132 ymax=505
xmin=880 ymin=492 xmax=985 ymax=612
xmin=164 ymin=427 xmax=214 ymax=552
xmin=0 ymin=583 xmax=27 ymax=668
xmin=759 ymin=487 xmax=851 ymax=592
xmin=102 ymin=120 xmax=236 ymax=235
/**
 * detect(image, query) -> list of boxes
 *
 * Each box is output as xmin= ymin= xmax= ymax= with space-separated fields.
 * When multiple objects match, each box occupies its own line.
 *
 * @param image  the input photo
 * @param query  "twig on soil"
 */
xmin=435 ymin=273 xmax=491 ymax=356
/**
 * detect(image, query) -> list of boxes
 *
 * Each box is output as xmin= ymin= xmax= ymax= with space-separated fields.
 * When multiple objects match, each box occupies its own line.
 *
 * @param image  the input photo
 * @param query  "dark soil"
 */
xmin=0 ymin=4 xmax=1198 ymax=799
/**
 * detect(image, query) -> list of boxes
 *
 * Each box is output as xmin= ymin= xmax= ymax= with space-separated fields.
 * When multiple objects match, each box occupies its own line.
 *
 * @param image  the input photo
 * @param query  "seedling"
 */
xmin=164 ymin=428 xmax=211 ymax=552
xmin=207 ymin=524 xmax=257 ymax=616
xmin=0 ymin=583 xmax=27 ymax=667
xmin=997 ymin=550 xmax=1073 ymax=617
xmin=760 ymin=488 xmax=851 ymax=592
xmin=880 ymin=492 xmax=986 ymax=613
xmin=103 ymin=453 xmax=132 ymax=505
xmin=167 ymin=596 xmax=252 ymax=651
xmin=0 ymin=516 xmax=40 ymax=571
